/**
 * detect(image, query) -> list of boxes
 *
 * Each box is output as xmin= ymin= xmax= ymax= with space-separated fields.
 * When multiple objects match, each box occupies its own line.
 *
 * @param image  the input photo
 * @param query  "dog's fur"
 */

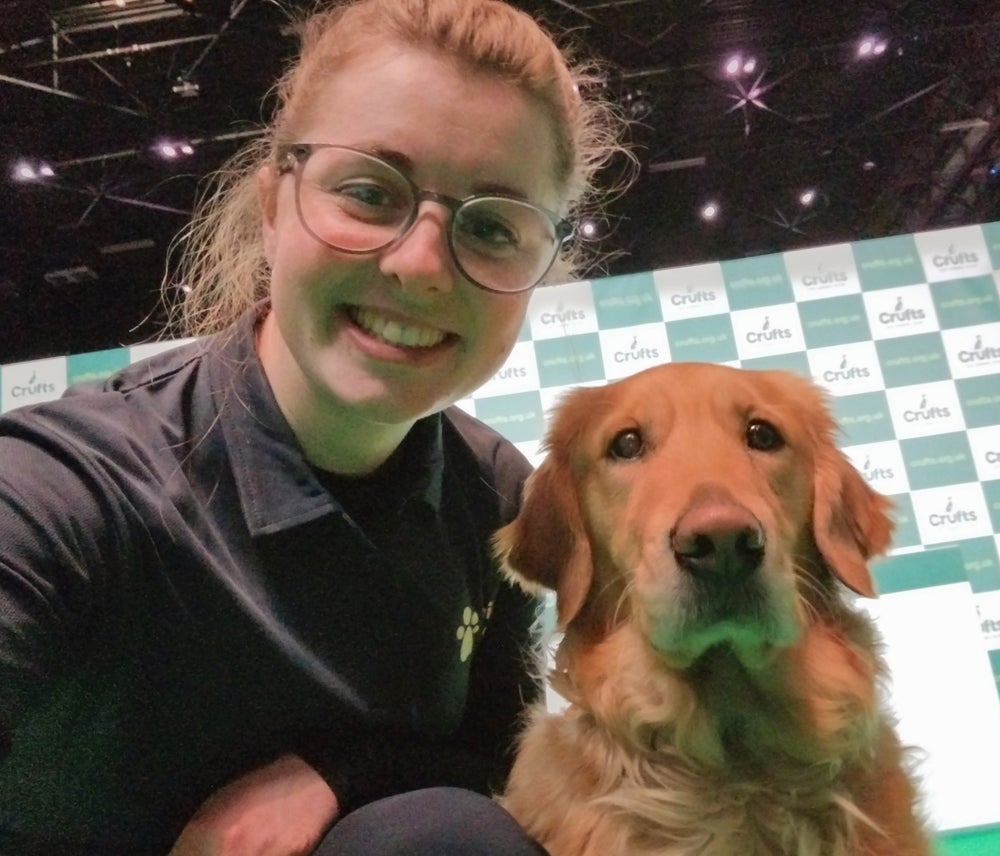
xmin=496 ymin=363 xmax=932 ymax=856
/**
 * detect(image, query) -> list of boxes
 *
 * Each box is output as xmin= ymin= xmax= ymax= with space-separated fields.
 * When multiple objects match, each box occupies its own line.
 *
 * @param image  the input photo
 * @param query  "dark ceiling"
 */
xmin=2 ymin=0 xmax=999 ymax=364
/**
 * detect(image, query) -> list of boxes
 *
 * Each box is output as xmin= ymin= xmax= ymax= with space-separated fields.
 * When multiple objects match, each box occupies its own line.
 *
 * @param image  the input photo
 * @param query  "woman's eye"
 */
xmin=335 ymin=180 xmax=398 ymax=209
xmin=746 ymin=418 xmax=785 ymax=451
xmin=608 ymin=428 xmax=644 ymax=460
xmin=456 ymin=211 xmax=520 ymax=252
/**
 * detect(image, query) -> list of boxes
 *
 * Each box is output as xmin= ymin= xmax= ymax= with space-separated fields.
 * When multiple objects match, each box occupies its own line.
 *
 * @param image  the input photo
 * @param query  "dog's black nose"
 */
xmin=671 ymin=501 xmax=765 ymax=579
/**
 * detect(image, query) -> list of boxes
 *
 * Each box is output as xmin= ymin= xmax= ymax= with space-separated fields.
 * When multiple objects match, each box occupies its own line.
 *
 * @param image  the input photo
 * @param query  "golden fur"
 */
xmin=496 ymin=363 xmax=932 ymax=856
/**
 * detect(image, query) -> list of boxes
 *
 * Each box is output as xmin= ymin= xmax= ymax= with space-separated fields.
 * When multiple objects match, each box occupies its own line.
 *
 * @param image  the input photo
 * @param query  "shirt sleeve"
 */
xmin=0 ymin=429 xmax=121 ymax=742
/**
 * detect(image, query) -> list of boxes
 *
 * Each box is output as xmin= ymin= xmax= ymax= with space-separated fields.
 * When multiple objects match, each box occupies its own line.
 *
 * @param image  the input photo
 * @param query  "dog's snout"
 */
xmin=671 ymin=501 xmax=765 ymax=578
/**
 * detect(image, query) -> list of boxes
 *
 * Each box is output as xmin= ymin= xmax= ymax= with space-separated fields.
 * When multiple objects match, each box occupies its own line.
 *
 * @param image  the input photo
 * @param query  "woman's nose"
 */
xmin=377 ymin=206 xmax=456 ymax=294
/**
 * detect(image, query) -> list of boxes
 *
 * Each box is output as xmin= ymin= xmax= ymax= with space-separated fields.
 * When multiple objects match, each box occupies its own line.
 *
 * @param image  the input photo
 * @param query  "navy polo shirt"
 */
xmin=0 ymin=305 xmax=541 ymax=855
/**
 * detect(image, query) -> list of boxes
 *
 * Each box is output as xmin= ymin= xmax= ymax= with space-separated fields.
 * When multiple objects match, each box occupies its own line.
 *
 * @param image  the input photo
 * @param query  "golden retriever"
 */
xmin=496 ymin=363 xmax=932 ymax=856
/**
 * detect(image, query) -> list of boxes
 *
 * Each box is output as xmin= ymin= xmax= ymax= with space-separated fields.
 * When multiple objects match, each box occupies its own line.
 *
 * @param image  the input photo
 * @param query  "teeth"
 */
xmin=351 ymin=307 xmax=447 ymax=348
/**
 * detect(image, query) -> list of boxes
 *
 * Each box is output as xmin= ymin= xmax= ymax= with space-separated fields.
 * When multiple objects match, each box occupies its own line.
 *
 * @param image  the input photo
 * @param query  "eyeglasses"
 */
xmin=276 ymin=143 xmax=573 ymax=294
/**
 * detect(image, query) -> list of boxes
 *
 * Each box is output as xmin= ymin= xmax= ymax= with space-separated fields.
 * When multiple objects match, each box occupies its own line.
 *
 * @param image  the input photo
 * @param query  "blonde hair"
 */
xmin=166 ymin=0 xmax=630 ymax=337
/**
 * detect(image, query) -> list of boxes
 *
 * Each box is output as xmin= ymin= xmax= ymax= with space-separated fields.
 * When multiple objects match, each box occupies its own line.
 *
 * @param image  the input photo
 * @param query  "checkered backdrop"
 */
xmin=3 ymin=220 xmax=1000 ymax=832
xmin=457 ymin=222 xmax=1000 ymax=648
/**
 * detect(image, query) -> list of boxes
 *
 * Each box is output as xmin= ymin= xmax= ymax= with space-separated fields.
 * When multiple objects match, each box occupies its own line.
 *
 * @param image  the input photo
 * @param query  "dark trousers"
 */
xmin=314 ymin=787 xmax=549 ymax=855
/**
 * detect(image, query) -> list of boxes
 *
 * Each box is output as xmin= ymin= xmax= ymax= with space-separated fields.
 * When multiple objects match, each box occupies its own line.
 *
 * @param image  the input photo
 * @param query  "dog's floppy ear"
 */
xmin=812 ymin=440 xmax=894 ymax=598
xmin=494 ymin=449 xmax=594 ymax=628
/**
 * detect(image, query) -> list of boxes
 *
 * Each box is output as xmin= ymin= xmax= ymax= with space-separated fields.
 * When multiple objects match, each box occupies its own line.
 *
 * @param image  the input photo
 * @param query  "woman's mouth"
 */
xmin=348 ymin=306 xmax=450 ymax=349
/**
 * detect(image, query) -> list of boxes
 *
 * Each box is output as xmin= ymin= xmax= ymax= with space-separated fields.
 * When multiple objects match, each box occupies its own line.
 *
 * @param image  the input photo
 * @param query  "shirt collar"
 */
xmin=209 ymin=303 xmax=444 ymax=537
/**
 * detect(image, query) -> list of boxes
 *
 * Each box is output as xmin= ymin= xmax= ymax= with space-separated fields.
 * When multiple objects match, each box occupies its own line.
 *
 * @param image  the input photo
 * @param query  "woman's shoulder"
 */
xmin=442 ymin=406 xmax=534 ymax=518
xmin=0 ymin=338 xmax=212 ymax=457
xmin=443 ymin=406 xmax=532 ymax=471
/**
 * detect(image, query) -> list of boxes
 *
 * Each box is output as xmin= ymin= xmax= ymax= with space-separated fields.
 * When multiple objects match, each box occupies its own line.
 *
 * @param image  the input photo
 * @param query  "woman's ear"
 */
xmin=256 ymin=163 xmax=279 ymax=265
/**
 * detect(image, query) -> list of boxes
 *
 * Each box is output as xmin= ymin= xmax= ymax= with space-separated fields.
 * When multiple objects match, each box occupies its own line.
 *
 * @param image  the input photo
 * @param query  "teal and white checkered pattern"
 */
xmin=463 ymin=223 xmax=1000 ymax=604
xmin=3 ymin=221 xmax=1000 ymax=834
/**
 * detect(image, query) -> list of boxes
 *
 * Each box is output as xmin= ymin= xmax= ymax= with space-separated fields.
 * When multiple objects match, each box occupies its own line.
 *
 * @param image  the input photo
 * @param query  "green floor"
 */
xmin=937 ymin=828 xmax=1000 ymax=855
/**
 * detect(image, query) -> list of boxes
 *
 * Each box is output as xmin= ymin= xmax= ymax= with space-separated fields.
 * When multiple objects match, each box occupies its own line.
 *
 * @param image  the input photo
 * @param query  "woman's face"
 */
xmin=257 ymin=44 xmax=564 ymax=444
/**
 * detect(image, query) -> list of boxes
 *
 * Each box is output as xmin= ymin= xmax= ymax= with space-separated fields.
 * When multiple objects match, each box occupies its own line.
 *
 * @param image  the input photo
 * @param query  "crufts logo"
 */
xmin=823 ymin=354 xmax=870 ymax=383
xmin=613 ymin=335 xmax=660 ymax=364
xmin=745 ymin=315 xmax=792 ymax=344
xmin=669 ymin=285 xmax=717 ymax=307
xmin=801 ymin=265 xmax=848 ymax=288
xmin=878 ymin=295 xmax=926 ymax=325
xmin=931 ymin=243 xmax=979 ymax=269
xmin=902 ymin=392 xmax=950 ymax=423
xmin=862 ymin=455 xmax=894 ymax=483
xmin=928 ymin=496 xmax=977 ymax=527
xmin=9 ymin=371 xmax=57 ymax=399
xmin=540 ymin=301 xmax=586 ymax=326
xmin=957 ymin=333 xmax=1000 ymax=365
xmin=493 ymin=365 xmax=528 ymax=381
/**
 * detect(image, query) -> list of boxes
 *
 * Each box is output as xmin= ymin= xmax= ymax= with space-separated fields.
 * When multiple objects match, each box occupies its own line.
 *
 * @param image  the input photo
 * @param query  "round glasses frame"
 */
xmin=276 ymin=143 xmax=574 ymax=294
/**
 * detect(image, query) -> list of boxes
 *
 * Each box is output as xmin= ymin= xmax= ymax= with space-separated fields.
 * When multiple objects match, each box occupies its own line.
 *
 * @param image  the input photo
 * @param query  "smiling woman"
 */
xmin=0 ymin=1 xmax=629 ymax=855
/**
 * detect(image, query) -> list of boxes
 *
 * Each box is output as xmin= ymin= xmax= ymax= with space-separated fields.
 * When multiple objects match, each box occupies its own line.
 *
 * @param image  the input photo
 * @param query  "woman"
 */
xmin=0 ymin=1 xmax=626 ymax=853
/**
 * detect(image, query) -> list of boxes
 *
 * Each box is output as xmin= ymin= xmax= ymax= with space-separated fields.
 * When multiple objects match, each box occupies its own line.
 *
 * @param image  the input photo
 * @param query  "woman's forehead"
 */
xmin=291 ymin=45 xmax=567 ymax=205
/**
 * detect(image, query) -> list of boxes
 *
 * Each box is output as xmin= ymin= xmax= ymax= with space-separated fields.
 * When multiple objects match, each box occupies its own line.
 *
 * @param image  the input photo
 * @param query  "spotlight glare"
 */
xmin=13 ymin=161 xmax=36 ymax=181
xmin=856 ymin=36 xmax=888 ymax=59
xmin=799 ymin=188 xmax=817 ymax=206
xmin=724 ymin=55 xmax=742 ymax=76
xmin=10 ymin=159 xmax=54 ymax=183
xmin=700 ymin=202 xmax=719 ymax=221
xmin=156 ymin=140 xmax=196 ymax=160
xmin=580 ymin=220 xmax=598 ymax=238
xmin=742 ymin=57 xmax=757 ymax=74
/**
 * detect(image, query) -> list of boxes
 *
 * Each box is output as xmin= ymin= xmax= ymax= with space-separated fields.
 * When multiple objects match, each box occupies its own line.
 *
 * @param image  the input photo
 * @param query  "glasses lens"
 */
xmin=451 ymin=197 xmax=560 ymax=292
xmin=296 ymin=147 xmax=414 ymax=252
xmin=292 ymin=145 xmax=565 ymax=292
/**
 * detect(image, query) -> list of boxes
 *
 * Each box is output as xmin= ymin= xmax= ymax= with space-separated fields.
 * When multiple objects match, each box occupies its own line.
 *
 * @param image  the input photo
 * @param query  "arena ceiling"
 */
xmin=1 ymin=0 xmax=999 ymax=363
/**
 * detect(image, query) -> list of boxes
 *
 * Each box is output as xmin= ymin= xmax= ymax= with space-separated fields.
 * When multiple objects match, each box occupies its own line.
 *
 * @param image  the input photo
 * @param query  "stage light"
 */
xmin=154 ymin=140 xmax=195 ymax=160
xmin=580 ymin=220 xmax=598 ymax=238
xmin=723 ymin=53 xmax=758 ymax=78
xmin=857 ymin=36 xmax=888 ymax=59
xmin=621 ymin=88 xmax=653 ymax=120
xmin=172 ymin=77 xmax=200 ymax=98
xmin=799 ymin=188 xmax=817 ymax=206
xmin=700 ymin=202 xmax=720 ymax=221
xmin=10 ymin=159 xmax=54 ymax=182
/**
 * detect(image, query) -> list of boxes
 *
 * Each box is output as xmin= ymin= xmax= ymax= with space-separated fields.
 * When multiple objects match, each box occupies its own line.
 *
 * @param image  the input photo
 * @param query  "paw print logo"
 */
xmin=456 ymin=606 xmax=481 ymax=662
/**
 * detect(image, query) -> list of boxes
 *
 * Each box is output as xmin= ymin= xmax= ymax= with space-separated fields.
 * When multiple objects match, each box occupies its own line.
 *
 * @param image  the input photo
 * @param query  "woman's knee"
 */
xmin=314 ymin=787 xmax=547 ymax=855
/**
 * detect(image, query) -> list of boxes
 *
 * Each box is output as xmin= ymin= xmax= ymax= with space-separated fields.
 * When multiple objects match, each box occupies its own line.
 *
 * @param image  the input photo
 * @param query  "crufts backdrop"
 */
xmin=2 ymin=219 xmax=1000 ymax=837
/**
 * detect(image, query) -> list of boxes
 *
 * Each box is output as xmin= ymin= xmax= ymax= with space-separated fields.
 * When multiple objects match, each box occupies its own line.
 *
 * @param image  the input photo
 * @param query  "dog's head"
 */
xmin=495 ymin=363 xmax=893 ymax=669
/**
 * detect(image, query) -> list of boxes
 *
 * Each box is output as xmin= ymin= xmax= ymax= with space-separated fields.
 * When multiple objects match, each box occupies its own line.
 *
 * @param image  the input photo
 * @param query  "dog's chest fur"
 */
xmin=509 ymin=702 xmax=872 ymax=856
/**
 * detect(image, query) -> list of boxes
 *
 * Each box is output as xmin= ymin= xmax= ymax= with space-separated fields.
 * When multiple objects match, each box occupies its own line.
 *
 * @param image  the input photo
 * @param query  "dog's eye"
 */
xmin=746 ymin=418 xmax=785 ymax=451
xmin=608 ymin=428 xmax=644 ymax=460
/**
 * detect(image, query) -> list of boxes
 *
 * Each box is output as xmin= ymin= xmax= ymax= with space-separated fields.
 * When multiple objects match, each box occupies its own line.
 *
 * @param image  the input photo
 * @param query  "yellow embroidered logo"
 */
xmin=456 ymin=606 xmax=481 ymax=662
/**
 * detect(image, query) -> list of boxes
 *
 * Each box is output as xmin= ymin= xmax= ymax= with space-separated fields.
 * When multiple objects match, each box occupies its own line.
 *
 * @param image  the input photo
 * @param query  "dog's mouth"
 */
xmin=643 ymin=574 xmax=801 ymax=671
